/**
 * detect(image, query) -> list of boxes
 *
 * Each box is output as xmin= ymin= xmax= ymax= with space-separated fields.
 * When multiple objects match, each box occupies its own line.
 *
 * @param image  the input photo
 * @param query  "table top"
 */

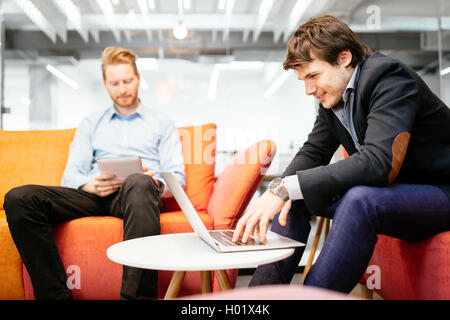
xmin=107 ymin=233 xmax=295 ymax=271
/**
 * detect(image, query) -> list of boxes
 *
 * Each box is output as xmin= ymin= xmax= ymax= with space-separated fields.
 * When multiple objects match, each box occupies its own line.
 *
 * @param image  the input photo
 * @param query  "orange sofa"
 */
xmin=0 ymin=123 xmax=276 ymax=299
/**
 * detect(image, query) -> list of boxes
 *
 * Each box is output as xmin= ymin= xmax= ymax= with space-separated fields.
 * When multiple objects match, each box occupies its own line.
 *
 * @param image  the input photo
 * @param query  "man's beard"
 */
xmin=113 ymin=94 xmax=138 ymax=108
xmin=323 ymin=67 xmax=351 ymax=109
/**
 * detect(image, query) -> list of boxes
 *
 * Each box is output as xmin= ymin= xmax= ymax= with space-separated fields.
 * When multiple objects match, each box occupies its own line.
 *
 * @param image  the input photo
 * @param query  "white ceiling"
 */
xmin=1 ymin=0 xmax=450 ymax=70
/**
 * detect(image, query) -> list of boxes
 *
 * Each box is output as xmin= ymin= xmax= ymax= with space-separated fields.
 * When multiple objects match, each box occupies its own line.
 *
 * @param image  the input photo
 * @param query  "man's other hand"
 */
xmin=143 ymin=168 xmax=163 ymax=187
xmin=81 ymin=173 xmax=123 ymax=197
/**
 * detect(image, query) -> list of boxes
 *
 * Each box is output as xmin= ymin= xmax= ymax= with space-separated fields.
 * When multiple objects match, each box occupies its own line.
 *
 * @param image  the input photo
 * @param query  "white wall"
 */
xmin=3 ymin=58 xmax=317 ymax=175
xmin=4 ymin=55 xmax=448 ymax=176
xmin=3 ymin=61 xmax=30 ymax=130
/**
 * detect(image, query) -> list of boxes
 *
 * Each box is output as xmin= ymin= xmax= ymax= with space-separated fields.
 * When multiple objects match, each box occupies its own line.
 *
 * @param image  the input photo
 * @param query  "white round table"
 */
xmin=107 ymin=233 xmax=295 ymax=299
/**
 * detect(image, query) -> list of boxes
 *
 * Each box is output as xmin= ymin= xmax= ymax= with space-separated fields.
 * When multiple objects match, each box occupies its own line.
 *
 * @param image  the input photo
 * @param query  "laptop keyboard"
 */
xmin=209 ymin=230 xmax=260 ymax=246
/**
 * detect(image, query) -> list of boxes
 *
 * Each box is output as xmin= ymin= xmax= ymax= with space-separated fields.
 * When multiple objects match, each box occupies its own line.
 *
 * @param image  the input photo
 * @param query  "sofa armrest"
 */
xmin=0 ymin=218 xmax=25 ymax=299
xmin=207 ymin=140 xmax=276 ymax=230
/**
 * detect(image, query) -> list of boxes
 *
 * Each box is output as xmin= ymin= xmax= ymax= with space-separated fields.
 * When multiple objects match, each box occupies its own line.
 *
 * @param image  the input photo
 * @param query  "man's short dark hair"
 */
xmin=283 ymin=15 xmax=372 ymax=70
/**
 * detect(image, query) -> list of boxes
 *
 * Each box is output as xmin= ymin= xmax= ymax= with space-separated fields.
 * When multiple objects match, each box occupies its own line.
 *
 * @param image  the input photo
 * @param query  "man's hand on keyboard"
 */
xmin=232 ymin=190 xmax=292 ymax=244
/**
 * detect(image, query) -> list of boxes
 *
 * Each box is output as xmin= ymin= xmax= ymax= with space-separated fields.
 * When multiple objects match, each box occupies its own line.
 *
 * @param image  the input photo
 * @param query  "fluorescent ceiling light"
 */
xmin=95 ymin=0 xmax=120 ymax=42
xmin=137 ymin=0 xmax=149 ymax=14
xmin=254 ymin=0 xmax=275 ymax=42
xmin=20 ymin=96 xmax=31 ymax=105
xmin=147 ymin=0 xmax=155 ymax=10
xmin=46 ymin=64 xmax=80 ymax=90
xmin=264 ymin=70 xmax=293 ymax=99
xmin=440 ymin=67 xmax=450 ymax=76
xmin=137 ymin=58 xmax=158 ymax=71
xmin=218 ymin=0 xmax=226 ymax=11
xmin=127 ymin=9 xmax=136 ymax=20
xmin=53 ymin=0 xmax=82 ymax=31
xmin=173 ymin=0 xmax=187 ymax=40
xmin=208 ymin=67 xmax=220 ymax=100
xmin=220 ymin=61 xmax=264 ymax=70
xmin=284 ymin=0 xmax=312 ymax=41
xmin=177 ymin=0 xmax=184 ymax=17
xmin=173 ymin=22 xmax=188 ymax=40
xmin=208 ymin=61 xmax=264 ymax=100
xmin=111 ymin=0 xmax=120 ymax=5
xmin=184 ymin=0 xmax=191 ymax=10
xmin=226 ymin=0 xmax=235 ymax=15
xmin=225 ymin=0 xmax=235 ymax=25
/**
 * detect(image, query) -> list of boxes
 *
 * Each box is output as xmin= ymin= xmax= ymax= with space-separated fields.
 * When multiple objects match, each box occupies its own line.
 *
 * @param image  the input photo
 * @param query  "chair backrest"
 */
xmin=164 ymin=123 xmax=217 ymax=213
xmin=342 ymin=147 xmax=349 ymax=159
xmin=0 ymin=129 xmax=76 ymax=210
xmin=207 ymin=140 xmax=276 ymax=229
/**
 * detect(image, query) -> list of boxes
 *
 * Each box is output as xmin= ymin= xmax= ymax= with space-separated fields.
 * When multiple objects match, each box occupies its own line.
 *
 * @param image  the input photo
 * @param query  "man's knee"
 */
xmin=340 ymin=185 xmax=383 ymax=207
xmin=120 ymin=174 xmax=162 ymax=224
xmin=122 ymin=173 xmax=159 ymax=195
xmin=4 ymin=185 xmax=45 ymax=224
xmin=335 ymin=185 xmax=382 ymax=227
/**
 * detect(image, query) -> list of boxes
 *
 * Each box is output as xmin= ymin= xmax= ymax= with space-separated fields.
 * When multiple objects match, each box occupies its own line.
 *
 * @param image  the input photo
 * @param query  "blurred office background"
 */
xmin=0 ymin=0 xmax=449 ymax=177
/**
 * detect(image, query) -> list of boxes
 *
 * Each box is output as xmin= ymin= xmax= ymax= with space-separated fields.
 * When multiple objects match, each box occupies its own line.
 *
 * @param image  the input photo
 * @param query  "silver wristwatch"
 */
xmin=268 ymin=177 xmax=289 ymax=201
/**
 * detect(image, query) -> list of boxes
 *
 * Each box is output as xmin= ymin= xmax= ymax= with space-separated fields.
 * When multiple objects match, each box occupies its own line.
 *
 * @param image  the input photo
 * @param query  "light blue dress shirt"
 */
xmin=283 ymin=65 xmax=361 ymax=200
xmin=61 ymin=103 xmax=186 ymax=198
xmin=331 ymin=64 xmax=361 ymax=151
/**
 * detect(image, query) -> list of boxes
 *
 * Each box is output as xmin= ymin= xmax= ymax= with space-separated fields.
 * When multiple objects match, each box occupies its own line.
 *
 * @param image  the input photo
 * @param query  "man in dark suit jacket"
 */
xmin=232 ymin=15 xmax=450 ymax=293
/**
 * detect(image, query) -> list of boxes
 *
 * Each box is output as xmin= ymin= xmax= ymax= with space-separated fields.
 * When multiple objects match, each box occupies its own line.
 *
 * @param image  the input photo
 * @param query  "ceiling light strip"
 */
xmin=223 ymin=0 xmax=235 ymax=41
xmin=440 ymin=67 xmax=450 ymax=76
xmin=46 ymin=64 xmax=80 ymax=90
xmin=264 ymin=70 xmax=292 ymax=99
xmin=253 ymin=0 xmax=275 ymax=42
xmin=283 ymin=0 xmax=312 ymax=42
xmin=53 ymin=0 xmax=88 ymax=42
xmin=95 ymin=0 xmax=121 ymax=42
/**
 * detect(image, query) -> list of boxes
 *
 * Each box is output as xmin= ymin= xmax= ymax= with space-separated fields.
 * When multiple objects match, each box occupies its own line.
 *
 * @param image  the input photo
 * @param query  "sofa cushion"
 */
xmin=207 ymin=140 xmax=276 ymax=230
xmin=161 ymin=210 xmax=214 ymax=234
xmin=0 ymin=129 xmax=76 ymax=210
xmin=164 ymin=123 xmax=217 ymax=213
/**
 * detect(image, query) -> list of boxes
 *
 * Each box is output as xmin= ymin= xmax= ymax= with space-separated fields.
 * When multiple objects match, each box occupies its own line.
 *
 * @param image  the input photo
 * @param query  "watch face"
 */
xmin=269 ymin=178 xmax=282 ymax=188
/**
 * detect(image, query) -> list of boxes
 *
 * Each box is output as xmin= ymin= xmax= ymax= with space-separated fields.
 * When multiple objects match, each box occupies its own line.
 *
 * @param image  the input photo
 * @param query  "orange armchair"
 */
xmin=0 ymin=123 xmax=276 ymax=299
xmin=343 ymin=148 xmax=450 ymax=299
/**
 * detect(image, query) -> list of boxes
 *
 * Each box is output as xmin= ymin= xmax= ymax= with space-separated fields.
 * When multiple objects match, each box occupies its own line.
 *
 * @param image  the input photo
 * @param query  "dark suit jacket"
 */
xmin=282 ymin=51 xmax=450 ymax=214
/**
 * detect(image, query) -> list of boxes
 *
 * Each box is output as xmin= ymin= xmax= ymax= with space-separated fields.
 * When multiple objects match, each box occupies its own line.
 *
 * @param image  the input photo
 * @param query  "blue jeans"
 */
xmin=249 ymin=184 xmax=450 ymax=293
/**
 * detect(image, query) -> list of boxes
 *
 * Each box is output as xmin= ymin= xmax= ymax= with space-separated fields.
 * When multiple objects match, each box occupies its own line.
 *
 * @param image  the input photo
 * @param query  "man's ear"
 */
xmin=337 ymin=49 xmax=353 ymax=68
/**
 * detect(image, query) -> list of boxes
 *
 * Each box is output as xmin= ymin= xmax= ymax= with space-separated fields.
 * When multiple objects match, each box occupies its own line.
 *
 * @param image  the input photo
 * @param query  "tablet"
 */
xmin=97 ymin=156 xmax=144 ymax=180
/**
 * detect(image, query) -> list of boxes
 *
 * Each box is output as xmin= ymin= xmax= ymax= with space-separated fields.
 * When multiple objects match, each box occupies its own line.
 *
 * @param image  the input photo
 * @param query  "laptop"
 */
xmin=161 ymin=171 xmax=305 ymax=253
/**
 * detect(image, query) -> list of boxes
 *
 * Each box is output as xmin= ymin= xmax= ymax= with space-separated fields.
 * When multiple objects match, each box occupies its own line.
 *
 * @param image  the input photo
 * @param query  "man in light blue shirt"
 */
xmin=61 ymin=99 xmax=186 ymax=198
xmin=4 ymin=47 xmax=185 ymax=300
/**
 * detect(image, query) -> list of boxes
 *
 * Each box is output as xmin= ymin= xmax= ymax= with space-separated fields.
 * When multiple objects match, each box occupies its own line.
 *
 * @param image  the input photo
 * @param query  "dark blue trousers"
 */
xmin=249 ymin=184 xmax=450 ymax=293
